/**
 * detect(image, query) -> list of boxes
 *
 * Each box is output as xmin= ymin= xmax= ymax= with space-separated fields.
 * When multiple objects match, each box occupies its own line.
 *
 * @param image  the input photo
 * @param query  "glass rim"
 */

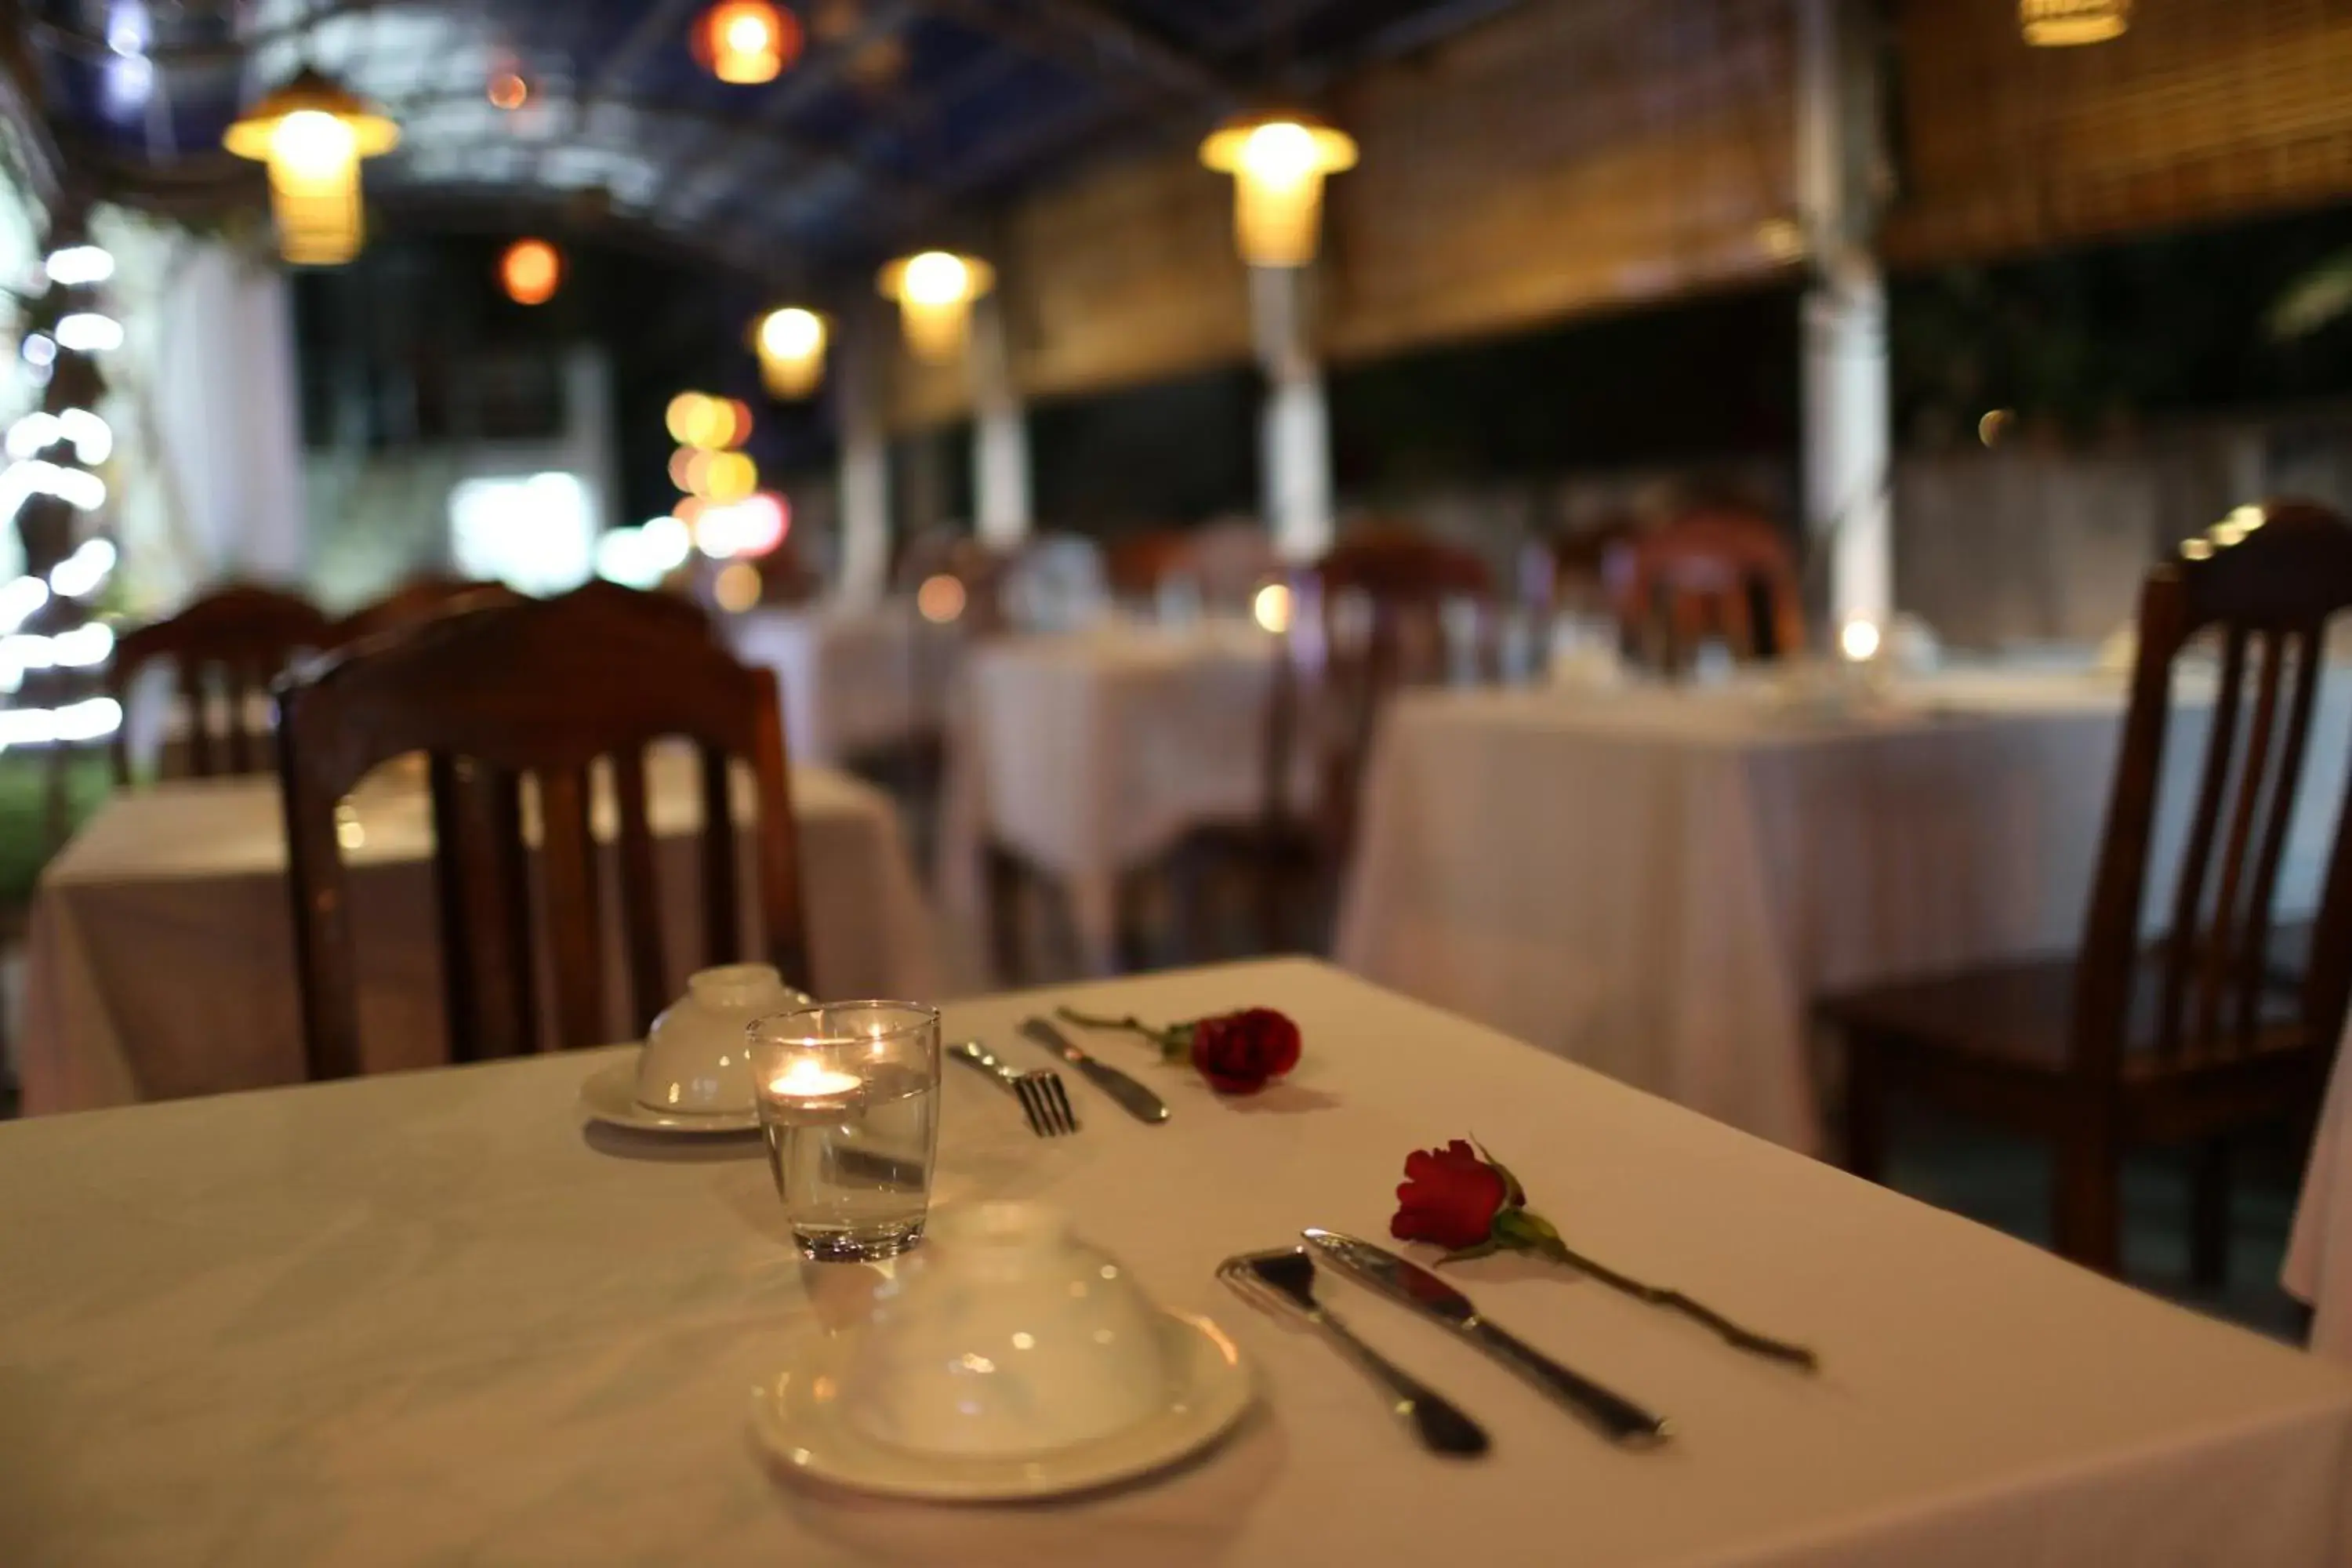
xmin=750 ymin=999 xmax=940 ymax=1048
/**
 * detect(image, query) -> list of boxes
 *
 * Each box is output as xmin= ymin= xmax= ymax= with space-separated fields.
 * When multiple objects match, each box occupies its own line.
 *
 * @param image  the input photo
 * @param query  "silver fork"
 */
xmin=946 ymin=1041 xmax=1079 ymax=1138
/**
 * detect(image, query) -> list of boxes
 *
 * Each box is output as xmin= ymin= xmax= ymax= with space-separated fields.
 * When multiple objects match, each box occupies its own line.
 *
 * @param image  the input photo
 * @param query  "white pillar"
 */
xmin=151 ymin=241 xmax=308 ymax=584
xmin=1795 ymin=0 xmax=1892 ymax=627
xmin=969 ymin=295 xmax=1031 ymax=550
xmin=837 ymin=310 xmax=891 ymax=606
xmin=1250 ymin=264 xmax=1334 ymax=562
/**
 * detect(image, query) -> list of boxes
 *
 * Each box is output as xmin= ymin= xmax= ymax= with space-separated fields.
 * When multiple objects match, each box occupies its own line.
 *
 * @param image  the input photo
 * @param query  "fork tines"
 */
xmin=1015 ymin=1071 xmax=1080 ymax=1137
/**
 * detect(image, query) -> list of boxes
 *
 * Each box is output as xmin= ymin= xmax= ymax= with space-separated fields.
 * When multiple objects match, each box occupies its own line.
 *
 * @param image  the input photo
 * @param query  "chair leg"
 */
xmin=2190 ymin=1137 xmax=2231 ymax=1290
xmin=1840 ymin=1034 xmax=1886 ymax=1182
xmin=985 ymin=843 xmax=1026 ymax=989
xmin=2053 ymin=1120 xmax=2123 ymax=1275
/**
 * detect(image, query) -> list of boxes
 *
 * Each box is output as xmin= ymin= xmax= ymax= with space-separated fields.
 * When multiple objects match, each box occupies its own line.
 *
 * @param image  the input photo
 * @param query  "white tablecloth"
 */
xmin=3 ymin=958 xmax=2348 ymax=1566
xmin=1337 ymin=670 xmax=2352 ymax=1153
xmin=944 ymin=619 xmax=1280 ymax=972
xmin=18 ymin=752 xmax=938 ymax=1114
xmin=728 ymin=602 xmax=956 ymax=768
xmin=2288 ymin=1013 xmax=2352 ymax=1360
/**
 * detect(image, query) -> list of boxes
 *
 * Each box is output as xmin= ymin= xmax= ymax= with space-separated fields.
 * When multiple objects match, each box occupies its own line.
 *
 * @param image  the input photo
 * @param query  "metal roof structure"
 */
xmin=24 ymin=0 xmax=1519 ymax=284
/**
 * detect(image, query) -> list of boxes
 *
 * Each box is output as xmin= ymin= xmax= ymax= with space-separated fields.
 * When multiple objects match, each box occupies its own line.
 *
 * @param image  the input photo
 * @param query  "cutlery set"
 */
xmin=946 ymin=1015 xmax=1171 ymax=1138
xmin=951 ymin=1009 xmax=1789 ymax=1458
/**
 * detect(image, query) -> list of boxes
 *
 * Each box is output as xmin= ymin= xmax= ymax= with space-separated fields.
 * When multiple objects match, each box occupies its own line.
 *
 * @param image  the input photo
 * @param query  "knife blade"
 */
xmin=1019 ymin=1017 xmax=1171 ymax=1124
xmin=1303 ymin=1227 xmax=1671 ymax=1447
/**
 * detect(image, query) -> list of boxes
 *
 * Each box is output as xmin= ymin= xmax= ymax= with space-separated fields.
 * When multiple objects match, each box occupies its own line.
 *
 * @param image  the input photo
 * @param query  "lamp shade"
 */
xmin=877 ymin=252 xmax=995 ymax=364
xmin=223 ymin=67 xmax=399 ymax=266
xmin=2020 ymin=0 xmax=2129 ymax=45
xmin=1200 ymin=110 xmax=1357 ymax=268
xmin=755 ymin=307 xmax=828 ymax=397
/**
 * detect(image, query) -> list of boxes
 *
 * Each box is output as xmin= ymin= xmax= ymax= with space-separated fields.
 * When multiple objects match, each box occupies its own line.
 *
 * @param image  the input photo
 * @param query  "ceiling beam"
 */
xmin=380 ymin=85 xmax=933 ymax=214
xmin=917 ymin=0 xmax=1237 ymax=104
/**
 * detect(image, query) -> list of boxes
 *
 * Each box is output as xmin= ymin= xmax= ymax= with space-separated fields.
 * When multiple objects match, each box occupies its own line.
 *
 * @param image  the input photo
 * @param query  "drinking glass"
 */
xmin=750 ymin=1002 xmax=942 ymax=1261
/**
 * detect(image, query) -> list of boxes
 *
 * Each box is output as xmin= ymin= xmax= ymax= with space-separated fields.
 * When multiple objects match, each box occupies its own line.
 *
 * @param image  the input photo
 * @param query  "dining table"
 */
xmin=727 ymin=600 xmax=959 ymax=769
xmin=4 ymin=956 xmax=2350 ymax=1566
xmin=16 ymin=746 xmax=939 ymax=1115
xmin=941 ymin=616 xmax=1284 ymax=975
xmin=1335 ymin=664 xmax=2352 ymax=1155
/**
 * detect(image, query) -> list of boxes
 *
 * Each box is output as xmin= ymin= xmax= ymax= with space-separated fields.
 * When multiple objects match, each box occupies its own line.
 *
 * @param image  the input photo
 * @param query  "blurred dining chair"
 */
xmin=1002 ymin=534 xmax=1110 ymax=633
xmin=1187 ymin=517 xmax=1283 ymax=614
xmin=1105 ymin=529 xmax=1196 ymax=602
xmin=330 ymin=573 xmax=521 ymax=647
xmin=1819 ymin=500 xmax=2352 ymax=1284
xmin=277 ymin=586 xmax=808 ymax=1080
xmin=1159 ymin=527 xmax=1503 ymax=964
xmin=1606 ymin=506 xmax=1802 ymax=673
xmin=107 ymin=582 xmax=336 ymax=783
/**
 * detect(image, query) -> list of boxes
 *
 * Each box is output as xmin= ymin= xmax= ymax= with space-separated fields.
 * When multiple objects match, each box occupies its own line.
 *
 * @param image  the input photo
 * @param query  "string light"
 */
xmin=54 ymin=313 xmax=123 ymax=353
xmin=43 ymin=245 xmax=115 ymax=286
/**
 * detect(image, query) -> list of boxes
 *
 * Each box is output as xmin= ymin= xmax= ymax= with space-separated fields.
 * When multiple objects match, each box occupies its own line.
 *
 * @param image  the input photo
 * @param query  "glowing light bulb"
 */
xmin=902 ymin=252 xmax=970 ymax=307
xmin=1240 ymin=121 xmax=1319 ymax=187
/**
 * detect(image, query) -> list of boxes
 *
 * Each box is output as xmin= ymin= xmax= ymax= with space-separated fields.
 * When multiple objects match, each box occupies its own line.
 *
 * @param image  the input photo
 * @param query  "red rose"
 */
xmin=1188 ymin=1007 xmax=1303 ymax=1095
xmin=1392 ymin=1139 xmax=1511 ymax=1250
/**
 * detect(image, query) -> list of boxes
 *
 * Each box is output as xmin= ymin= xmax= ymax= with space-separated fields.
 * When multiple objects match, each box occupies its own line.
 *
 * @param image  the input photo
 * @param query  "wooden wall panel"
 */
xmin=1888 ymin=0 xmax=2352 ymax=263
xmin=1322 ymin=0 xmax=1798 ymax=361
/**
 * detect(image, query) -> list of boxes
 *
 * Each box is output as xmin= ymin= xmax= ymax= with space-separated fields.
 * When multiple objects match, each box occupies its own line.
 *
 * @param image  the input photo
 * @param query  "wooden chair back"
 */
xmin=277 ymin=587 xmax=808 ymax=1081
xmin=1105 ymin=530 xmax=1197 ymax=601
xmin=331 ymin=575 xmax=521 ymax=647
xmin=106 ymin=583 xmax=335 ymax=782
xmin=1266 ymin=528 xmax=1499 ymax=855
xmin=2075 ymin=500 xmax=2352 ymax=1080
xmin=1607 ymin=508 xmax=1803 ymax=670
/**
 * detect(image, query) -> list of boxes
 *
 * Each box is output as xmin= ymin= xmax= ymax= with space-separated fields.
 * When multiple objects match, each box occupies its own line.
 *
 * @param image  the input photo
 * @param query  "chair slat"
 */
xmin=537 ymin=766 xmax=606 ymax=1050
xmin=2238 ymin=624 xmax=2325 ymax=1041
xmin=2158 ymin=624 xmax=2249 ymax=1054
xmin=611 ymin=746 xmax=667 ymax=1036
xmin=2197 ymin=629 xmax=2288 ymax=1048
xmin=700 ymin=742 xmax=742 ymax=967
xmin=113 ymin=584 xmax=332 ymax=784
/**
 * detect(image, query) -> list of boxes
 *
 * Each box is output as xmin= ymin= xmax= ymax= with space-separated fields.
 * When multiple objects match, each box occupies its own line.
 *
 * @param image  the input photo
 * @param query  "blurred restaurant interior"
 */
xmin=11 ymin=0 xmax=2352 ymax=1562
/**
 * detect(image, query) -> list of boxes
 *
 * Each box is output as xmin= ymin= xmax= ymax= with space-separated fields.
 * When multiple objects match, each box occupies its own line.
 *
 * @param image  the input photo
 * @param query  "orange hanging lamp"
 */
xmin=694 ymin=1 xmax=803 ymax=85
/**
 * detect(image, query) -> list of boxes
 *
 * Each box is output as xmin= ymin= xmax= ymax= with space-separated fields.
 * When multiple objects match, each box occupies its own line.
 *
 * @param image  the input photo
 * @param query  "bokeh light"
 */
xmin=713 ymin=561 xmax=763 ymax=612
xmin=499 ymin=238 xmax=562 ymax=306
xmin=1252 ymin=581 xmax=1294 ymax=634
xmin=916 ymin=574 xmax=967 ymax=624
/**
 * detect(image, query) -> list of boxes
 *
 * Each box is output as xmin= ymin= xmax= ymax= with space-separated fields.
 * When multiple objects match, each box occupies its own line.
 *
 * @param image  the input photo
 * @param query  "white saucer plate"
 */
xmin=750 ymin=1312 xmax=1254 ymax=1502
xmin=578 ymin=1058 xmax=760 ymax=1135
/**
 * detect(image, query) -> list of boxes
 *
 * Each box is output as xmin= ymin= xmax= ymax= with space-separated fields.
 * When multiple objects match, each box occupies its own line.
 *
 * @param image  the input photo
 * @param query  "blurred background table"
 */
xmin=943 ymin=618 xmax=1283 ymax=976
xmin=727 ymin=601 xmax=957 ymax=771
xmin=1336 ymin=667 xmax=2352 ymax=1152
xmin=19 ymin=746 xmax=938 ymax=1114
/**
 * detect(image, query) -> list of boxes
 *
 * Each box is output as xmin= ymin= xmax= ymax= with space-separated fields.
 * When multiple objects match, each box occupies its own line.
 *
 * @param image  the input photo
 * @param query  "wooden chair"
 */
xmin=106 ymin=583 xmax=336 ymax=782
xmin=330 ymin=574 xmax=521 ymax=648
xmin=277 ymin=588 xmax=808 ymax=1080
xmin=1133 ymin=528 xmax=1502 ymax=971
xmin=1606 ymin=506 xmax=1803 ymax=671
xmin=1819 ymin=500 xmax=2352 ymax=1283
xmin=1105 ymin=530 xmax=1197 ymax=603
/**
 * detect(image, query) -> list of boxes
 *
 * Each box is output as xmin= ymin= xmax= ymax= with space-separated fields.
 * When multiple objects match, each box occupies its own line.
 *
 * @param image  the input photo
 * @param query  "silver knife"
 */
xmin=1020 ymin=1017 xmax=1171 ymax=1124
xmin=1303 ymin=1228 xmax=1671 ymax=1447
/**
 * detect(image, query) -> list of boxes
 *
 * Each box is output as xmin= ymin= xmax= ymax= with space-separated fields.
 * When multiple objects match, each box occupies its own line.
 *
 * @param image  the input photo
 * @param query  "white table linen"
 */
xmin=943 ymin=619 xmax=1280 ymax=973
xmin=3 ymin=958 xmax=2349 ymax=1566
xmin=18 ymin=751 xmax=938 ymax=1114
xmin=1337 ymin=670 xmax=2352 ymax=1153
xmin=2288 ymin=1012 xmax=2352 ymax=1360
xmin=728 ymin=602 xmax=956 ymax=767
